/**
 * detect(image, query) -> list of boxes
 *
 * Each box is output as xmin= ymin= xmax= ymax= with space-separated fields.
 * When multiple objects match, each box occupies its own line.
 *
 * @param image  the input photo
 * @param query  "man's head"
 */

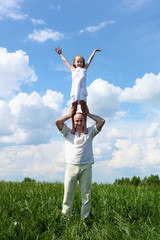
xmin=73 ymin=112 xmax=85 ymax=131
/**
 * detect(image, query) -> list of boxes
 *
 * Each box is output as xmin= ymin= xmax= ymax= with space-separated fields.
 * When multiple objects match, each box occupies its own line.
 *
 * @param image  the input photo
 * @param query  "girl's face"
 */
xmin=74 ymin=56 xmax=84 ymax=68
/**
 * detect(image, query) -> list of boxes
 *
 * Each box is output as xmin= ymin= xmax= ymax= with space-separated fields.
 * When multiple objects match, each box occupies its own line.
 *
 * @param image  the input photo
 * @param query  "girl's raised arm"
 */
xmin=85 ymin=48 xmax=102 ymax=70
xmin=55 ymin=47 xmax=73 ymax=71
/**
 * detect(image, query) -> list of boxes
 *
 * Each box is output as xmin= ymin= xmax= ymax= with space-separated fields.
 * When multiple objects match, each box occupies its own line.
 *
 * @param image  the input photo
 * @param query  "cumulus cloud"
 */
xmin=0 ymin=0 xmax=27 ymax=20
xmin=0 ymin=100 xmax=15 ymax=136
xmin=120 ymin=73 xmax=160 ymax=104
xmin=96 ymin=118 xmax=160 ymax=171
xmin=0 ymin=90 xmax=64 ymax=146
xmin=87 ymin=78 xmax=121 ymax=117
xmin=42 ymin=90 xmax=64 ymax=111
xmin=108 ymin=134 xmax=160 ymax=170
xmin=62 ymin=78 xmax=121 ymax=118
xmin=86 ymin=118 xmax=160 ymax=183
xmin=0 ymin=141 xmax=65 ymax=181
xmin=0 ymin=47 xmax=37 ymax=97
xmin=22 ymin=141 xmax=65 ymax=179
xmin=28 ymin=29 xmax=65 ymax=42
xmin=110 ymin=139 xmax=143 ymax=168
xmin=62 ymin=73 xmax=160 ymax=118
xmin=1 ymin=72 xmax=160 ymax=182
xmin=79 ymin=21 xmax=115 ymax=34
xmin=9 ymin=90 xmax=64 ymax=114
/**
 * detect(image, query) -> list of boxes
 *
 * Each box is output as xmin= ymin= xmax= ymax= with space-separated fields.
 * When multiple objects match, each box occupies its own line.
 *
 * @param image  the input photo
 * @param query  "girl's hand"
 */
xmin=55 ymin=47 xmax=62 ymax=55
xmin=95 ymin=48 xmax=102 ymax=52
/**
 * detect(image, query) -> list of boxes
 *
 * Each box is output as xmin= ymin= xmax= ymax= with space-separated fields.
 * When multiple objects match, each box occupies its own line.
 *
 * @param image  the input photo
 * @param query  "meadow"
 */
xmin=0 ymin=180 xmax=160 ymax=240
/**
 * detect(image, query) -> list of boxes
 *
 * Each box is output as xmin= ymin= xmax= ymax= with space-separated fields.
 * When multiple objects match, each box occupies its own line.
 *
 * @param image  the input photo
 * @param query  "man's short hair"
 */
xmin=73 ymin=112 xmax=85 ymax=119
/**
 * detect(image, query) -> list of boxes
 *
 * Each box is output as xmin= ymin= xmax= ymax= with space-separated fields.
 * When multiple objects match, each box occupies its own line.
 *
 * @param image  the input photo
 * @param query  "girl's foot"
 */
xmin=80 ymin=100 xmax=87 ymax=112
xmin=72 ymin=101 xmax=78 ymax=112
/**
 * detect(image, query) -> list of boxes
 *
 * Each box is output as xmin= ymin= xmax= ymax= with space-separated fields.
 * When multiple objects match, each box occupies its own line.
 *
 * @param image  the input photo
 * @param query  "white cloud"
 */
xmin=10 ymin=92 xmax=43 ymax=114
xmin=1 ymin=73 xmax=160 ymax=182
xmin=110 ymin=139 xmax=143 ymax=168
xmin=27 ymin=21 xmax=115 ymax=43
xmin=0 ymin=0 xmax=27 ymax=20
xmin=28 ymin=29 xmax=65 ymax=42
xmin=0 ymin=100 xmax=15 ymax=136
xmin=87 ymin=118 xmax=160 ymax=183
xmin=9 ymin=90 xmax=64 ymax=114
xmin=114 ymin=111 xmax=129 ymax=119
xmin=42 ymin=90 xmax=64 ymax=111
xmin=63 ymin=74 xmax=160 ymax=119
xmin=0 ymin=47 xmax=37 ymax=97
xmin=49 ymin=4 xmax=61 ymax=10
xmin=1 ymin=111 xmax=160 ymax=182
xmin=122 ymin=0 xmax=151 ymax=10
xmin=0 ymin=90 xmax=64 ymax=146
xmin=87 ymin=78 xmax=121 ymax=117
xmin=96 ymin=118 xmax=160 ymax=170
xmin=31 ymin=18 xmax=46 ymax=25
xmin=62 ymin=78 xmax=121 ymax=118
xmin=120 ymin=73 xmax=160 ymax=104
xmin=80 ymin=21 xmax=115 ymax=34
xmin=0 ymin=141 xmax=65 ymax=181
xmin=107 ymin=134 xmax=160 ymax=170
xmin=22 ymin=141 xmax=65 ymax=180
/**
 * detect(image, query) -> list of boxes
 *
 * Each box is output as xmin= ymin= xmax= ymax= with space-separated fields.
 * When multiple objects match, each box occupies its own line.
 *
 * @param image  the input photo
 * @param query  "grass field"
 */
xmin=0 ymin=181 xmax=160 ymax=240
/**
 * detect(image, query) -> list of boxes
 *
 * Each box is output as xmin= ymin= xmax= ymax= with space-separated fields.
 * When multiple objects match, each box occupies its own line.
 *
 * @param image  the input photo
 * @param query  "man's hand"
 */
xmin=84 ymin=107 xmax=105 ymax=131
xmin=55 ymin=107 xmax=76 ymax=132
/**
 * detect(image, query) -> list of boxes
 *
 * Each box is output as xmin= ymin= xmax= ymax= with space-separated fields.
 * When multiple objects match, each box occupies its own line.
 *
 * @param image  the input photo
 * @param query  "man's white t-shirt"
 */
xmin=61 ymin=124 xmax=99 ymax=164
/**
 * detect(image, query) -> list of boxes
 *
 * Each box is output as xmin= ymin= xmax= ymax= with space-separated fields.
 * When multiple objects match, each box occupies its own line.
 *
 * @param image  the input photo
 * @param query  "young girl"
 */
xmin=55 ymin=47 xmax=101 ymax=134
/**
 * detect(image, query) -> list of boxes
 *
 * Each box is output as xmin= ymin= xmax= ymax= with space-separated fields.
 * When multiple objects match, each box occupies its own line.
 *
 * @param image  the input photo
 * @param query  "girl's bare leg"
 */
xmin=71 ymin=101 xmax=77 ymax=134
xmin=80 ymin=100 xmax=88 ymax=134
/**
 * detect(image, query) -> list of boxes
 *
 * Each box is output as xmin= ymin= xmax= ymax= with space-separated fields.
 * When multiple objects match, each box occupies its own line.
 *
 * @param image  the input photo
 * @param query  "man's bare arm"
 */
xmin=55 ymin=108 xmax=75 ymax=131
xmin=84 ymin=106 xmax=105 ymax=131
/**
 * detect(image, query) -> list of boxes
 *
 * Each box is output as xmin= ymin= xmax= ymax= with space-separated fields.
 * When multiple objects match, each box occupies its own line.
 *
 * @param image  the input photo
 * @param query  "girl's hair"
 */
xmin=72 ymin=55 xmax=85 ymax=68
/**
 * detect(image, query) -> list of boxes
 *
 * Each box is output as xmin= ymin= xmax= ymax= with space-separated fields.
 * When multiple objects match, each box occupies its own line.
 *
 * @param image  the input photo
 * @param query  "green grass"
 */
xmin=0 ymin=181 xmax=160 ymax=240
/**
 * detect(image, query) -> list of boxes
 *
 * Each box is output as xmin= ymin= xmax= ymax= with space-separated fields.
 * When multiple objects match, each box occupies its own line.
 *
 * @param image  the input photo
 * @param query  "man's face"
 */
xmin=74 ymin=113 xmax=85 ymax=130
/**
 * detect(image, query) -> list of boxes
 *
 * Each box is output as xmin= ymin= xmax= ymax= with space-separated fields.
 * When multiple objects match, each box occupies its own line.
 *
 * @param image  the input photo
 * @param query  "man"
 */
xmin=55 ymin=106 xmax=105 ymax=219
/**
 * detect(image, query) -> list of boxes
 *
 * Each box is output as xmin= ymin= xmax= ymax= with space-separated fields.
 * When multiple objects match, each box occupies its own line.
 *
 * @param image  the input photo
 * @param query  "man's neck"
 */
xmin=75 ymin=128 xmax=84 ymax=136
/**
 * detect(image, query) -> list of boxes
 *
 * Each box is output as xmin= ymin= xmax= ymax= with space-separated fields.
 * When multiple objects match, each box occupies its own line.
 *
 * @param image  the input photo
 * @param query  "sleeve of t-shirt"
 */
xmin=90 ymin=124 xmax=99 ymax=139
xmin=61 ymin=124 xmax=70 ymax=137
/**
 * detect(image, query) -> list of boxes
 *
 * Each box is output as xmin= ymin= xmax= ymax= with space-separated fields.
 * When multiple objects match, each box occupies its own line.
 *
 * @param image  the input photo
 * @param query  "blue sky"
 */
xmin=0 ymin=0 xmax=160 ymax=183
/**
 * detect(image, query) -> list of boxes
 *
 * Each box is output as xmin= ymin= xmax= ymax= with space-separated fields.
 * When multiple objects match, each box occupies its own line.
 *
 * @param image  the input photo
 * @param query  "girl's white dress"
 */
xmin=70 ymin=67 xmax=88 ymax=103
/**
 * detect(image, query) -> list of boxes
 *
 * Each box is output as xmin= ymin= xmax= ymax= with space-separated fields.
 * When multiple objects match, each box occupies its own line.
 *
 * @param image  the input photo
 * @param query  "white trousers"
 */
xmin=62 ymin=163 xmax=92 ymax=219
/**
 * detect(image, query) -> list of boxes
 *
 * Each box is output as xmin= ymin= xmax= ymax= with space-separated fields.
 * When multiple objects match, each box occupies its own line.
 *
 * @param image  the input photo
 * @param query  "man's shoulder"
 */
xmin=61 ymin=124 xmax=71 ymax=136
xmin=88 ymin=124 xmax=99 ymax=138
xmin=88 ymin=124 xmax=97 ymax=131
